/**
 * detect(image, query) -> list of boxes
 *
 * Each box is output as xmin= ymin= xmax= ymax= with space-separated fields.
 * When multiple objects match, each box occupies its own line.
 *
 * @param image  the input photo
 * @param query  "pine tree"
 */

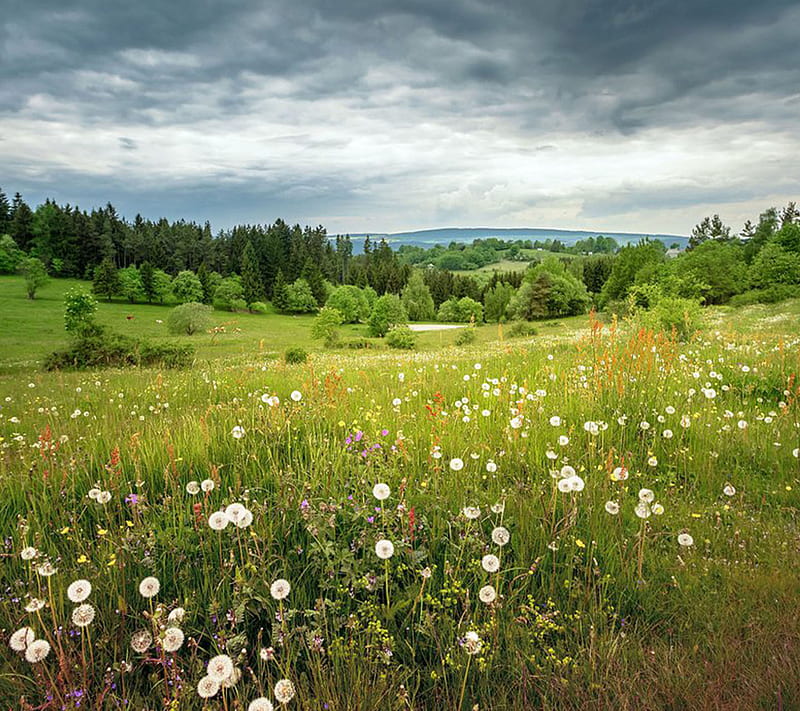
xmin=93 ymin=257 xmax=120 ymax=302
xmin=301 ymin=258 xmax=326 ymax=306
xmin=140 ymin=261 xmax=156 ymax=303
xmin=9 ymin=194 xmax=34 ymax=251
xmin=240 ymin=241 xmax=263 ymax=306
xmin=197 ymin=262 xmax=213 ymax=304
xmin=0 ymin=187 xmax=10 ymax=236
xmin=272 ymin=269 xmax=288 ymax=312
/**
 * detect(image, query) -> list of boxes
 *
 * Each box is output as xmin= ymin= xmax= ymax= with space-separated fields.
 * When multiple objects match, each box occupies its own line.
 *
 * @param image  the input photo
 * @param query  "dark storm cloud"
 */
xmin=1 ymin=0 xmax=798 ymax=232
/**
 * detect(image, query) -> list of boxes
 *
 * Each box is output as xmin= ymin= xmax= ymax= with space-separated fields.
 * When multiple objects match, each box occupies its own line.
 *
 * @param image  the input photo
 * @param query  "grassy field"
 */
xmin=1 ymin=278 xmax=800 ymax=709
xmin=0 ymin=276 xmax=584 ymax=374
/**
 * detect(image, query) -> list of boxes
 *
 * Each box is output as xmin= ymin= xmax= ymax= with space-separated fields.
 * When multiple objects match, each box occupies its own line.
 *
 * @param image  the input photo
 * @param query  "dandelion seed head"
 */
xmin=270 ymin=579 xmax=291 ymax=600
xmin=372 ymin=483 xmax=391 ymax=501
xmin=131 ymin=629 xmax=152 ymax=653
xmin=274 ymin=678 xmax=296 ymax=704
xmin=491 ymin=526 xmax=510 ymax=546
xmin=197 ymin=675 xmax=220 ymax=699
xmin=138 ymin=576 xmax=160 ymax=599
xmin=375 ymin=539 xmax=394 ymax=560
xmin=478 ymin=585 xmax=497 ymax=604
xmin=9 ymin=627 xmax=35 ymax=652
xmin=481 ymin=554 xmax=500 ymax=573
xmin=207 ymin=654 xmax=235 ymax=682
xmin=24 ymin=639 xmax=50 ymax=663
xmin=67 ymin=579 xmax=92 ymax=603
xmin=71 ymin=604 xmax=96 ymax=627
xmin=162 ymin=627 xmax=185 ymax=652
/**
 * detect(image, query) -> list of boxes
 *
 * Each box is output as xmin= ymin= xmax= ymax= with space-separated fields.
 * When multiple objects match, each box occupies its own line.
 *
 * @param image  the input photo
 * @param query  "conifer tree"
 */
xmin=92 ymin=257 xmax=120 ymax=302
xmin=240 ymin=241 xmax=263 ymax=306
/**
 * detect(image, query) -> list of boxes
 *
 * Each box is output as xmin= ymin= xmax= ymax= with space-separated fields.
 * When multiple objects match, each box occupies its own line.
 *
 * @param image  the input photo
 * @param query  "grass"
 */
xmin=1 ymin=279 xmax=800 ymax=709
xmin=0 ymin=276 xmax=589 ymax=374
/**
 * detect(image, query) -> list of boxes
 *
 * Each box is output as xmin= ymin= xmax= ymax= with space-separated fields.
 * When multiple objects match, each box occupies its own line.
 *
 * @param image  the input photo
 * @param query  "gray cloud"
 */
xmin=1 ymin=0 xmax=798 ymax=234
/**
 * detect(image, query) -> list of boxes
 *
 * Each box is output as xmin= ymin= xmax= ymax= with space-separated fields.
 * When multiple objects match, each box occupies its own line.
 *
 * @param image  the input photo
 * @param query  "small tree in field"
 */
xmin=167 ymin=302 xmax=212 ymax=335
xmin=64 ymin=289 xmax=98 ymax=333
xmin=93 ymin=257 xmax=119 ymax=302
xmin=311 ymin=306 xmax=344 ymax=347
xmin=172 ymin=271 xmax=204 ymax=304
xmin=19 ymin=257 xmax=49 ymax=299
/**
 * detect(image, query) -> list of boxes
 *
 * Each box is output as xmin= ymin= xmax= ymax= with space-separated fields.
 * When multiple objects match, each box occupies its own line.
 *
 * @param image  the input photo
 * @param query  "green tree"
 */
xmin=483 ymin=282 xmax=516 ymax=322
xmin=0 ymin=187 xmax=10 ymax=235
xmin=272 ymin=269 xmax=289 ymax=312
xmin=437 ymin=296 xmax=483 ymax=323
xmin=311 ymin=306 xmax=344 ymax=347
xmin=92 ymin=257 xmax=120 ymax=302
xmin=284 ymin=278 xmax=318 ymax=313
xmin=749 ymin=241 xmax=800 ymax=288
xmin=152 ymin=270 xmax=173 ymax=304
xmin=600 ymin=240 xmax=665 ymax=305
xmin=240 ymin=241 xmax=263 ymax=307
xmin=9 ymin=193 xmax=34 ymax=252
xmin=213 ymin=277 xmax=245 ymax=311
xmin=689 ymin=214 xmax=732 ymax=249
xmin=0 ymin=234 xmax=23 ymax=274
xmin=19 ymin=257 xmax=49 ymax=299
xmin=196 ymin=262 xmax=215 ymax=304
xmin=672 ymin=241 xmax=746 ymax=304
xmin=301 ymin=258 xmax=326 ymax=306
xmin=172 ymin=270 xmax=204 ymax=304
xmin=167 ymin=302 xmax=213 ymax=335
xmin=401 ymin=271 xmax=435 ymax=321
xmin=326 ymin=285 xmax=371 ymax=323
xmin=140 ymin=261 xmax=156 ymax=303
xmin=368 ymin=294 xmax=407 ymax=336
xmin=118 ymin=266 xmax=145 ymax=303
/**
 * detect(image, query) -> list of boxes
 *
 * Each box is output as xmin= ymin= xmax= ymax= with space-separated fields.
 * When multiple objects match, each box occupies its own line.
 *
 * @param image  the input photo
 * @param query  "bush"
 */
xmin=326 ymin=285 xmax=371 ymax=323
xmin=345 ymin=338 xmax=376 ymax=349
xmin=19 ymin=257 xmax=49 ymax=300
xmin=44 ymin=325 xmax=193 ymax=371
xmin=64 ymin=289 xmax=98 ymax=333
xmin=385 ymin=326 xmax=416 ymax=350
xmin=454 ymin=327 xmax=477 ymax=346
xmin=729 ymin=285 xmax=800 ymax=307
xmin=230 ymin=298 xmax=248 ymax=312
xmin=248 ymin=301 xmax=269 ymax=314
xmin=437 ymin=296 xmax=483 ymax=323
xmin=508 ymin=321 xmax=538 ymax=338
xmin=284 ymin=346 xmax=308 ymax=364
xmin=640 ymin=297 xmax=702 ymax=341
xmin=213 ymin=277 xmax=245 ymax=311
xmin=167 ymin=302 xmax=213 ymax=335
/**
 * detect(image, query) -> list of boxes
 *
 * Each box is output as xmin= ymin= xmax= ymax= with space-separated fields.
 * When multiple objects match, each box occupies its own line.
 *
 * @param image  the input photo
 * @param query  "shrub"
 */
xmin=508 ymin=321 xmax=538 ymax=338
xmin=19 ymin=257 xmax=49 ymax=300
xmin=454 ymin=327 xmax=477 ymax=346
xmin=437 ymin=296 xmax=483 ymax=323
xmin=385 ymin=326 xmax=416 ymax=350
xmin=64 ymin=289 xmax=98 ymax=333
xmin=167 ymin=302 xmax=213 ymax=335
xmin=285 ymin=346 xmax=308 ymax=364
xmin=248 ymin=301 xmax=269 ymax=314
xmin=345 ymin=338 xmax=376 ymax=349
xmin=284 ymin=279 xmax=318 ymax=314
xmin=641 ymin=297 xmax=702 ymax=341
xmin=230 ymin=298 xmax=248 ymax=313
xmin=44 ymin=325 xmax=193 ymax=371
xmin=213 ymin=277 xmax=244 ymax=311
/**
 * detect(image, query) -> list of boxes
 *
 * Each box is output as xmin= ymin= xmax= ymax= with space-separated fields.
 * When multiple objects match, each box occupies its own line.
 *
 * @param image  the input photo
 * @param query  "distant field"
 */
xmin=0 ymin=276 xmax=588 ymax=373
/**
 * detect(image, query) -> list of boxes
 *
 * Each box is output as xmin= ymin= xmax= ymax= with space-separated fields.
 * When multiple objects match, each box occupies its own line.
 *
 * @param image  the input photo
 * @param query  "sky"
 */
xmin=1 ymin=0 xmax=799 ymax=236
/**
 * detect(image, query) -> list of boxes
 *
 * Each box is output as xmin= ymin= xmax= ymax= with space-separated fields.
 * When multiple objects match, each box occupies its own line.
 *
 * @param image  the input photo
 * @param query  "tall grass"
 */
xmin=1 ymin=311 xmax=799 ymax=709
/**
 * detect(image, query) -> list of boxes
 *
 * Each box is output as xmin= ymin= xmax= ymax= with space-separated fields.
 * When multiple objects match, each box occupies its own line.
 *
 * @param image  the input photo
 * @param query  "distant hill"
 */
xmin=333 ymin=227 xmax=688 ymax=254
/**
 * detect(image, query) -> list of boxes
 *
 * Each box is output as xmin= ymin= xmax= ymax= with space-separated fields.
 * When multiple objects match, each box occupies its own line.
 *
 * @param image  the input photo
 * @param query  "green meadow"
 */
xmin=1 ymin=276 xmax=800 ymax=709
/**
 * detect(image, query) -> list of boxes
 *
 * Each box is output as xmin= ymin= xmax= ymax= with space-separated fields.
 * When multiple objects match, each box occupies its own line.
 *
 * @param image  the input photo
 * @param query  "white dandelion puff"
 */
xmin=71 ymin=604 xmax=96 ymax=627
xmin=207 ymin=654 xmax=235 ymax=682
xmin=197 ymin=675 xmax=220 ymax=699
xmin=162 ymin=627 xmax=185 ymax=652
xmin=274 ymin=678 xmax=296 ymax=704
xmin=481 ymin=554 xmax=500 ymax=573
xmin=270 ymin=579 xmax=291 ymax=600
xmin=138 ymin=576 xmax=160 ymax=599
xmin=67 ymin=579 xmax=92 ymax=603
xmin=478 ymin=585 xmax=497 ymax=604
xmin=24 ymin=639 xmax=51 ymax=663
xmin=372 ymin=483 xmax=391 ymax=501
xmin=491 ymin=527 xmax=510 ymax=546
xmin=9 ymin=627 xmax=35 ymax=652
xmin=375 ymin=539 xmax=395 ymax=560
